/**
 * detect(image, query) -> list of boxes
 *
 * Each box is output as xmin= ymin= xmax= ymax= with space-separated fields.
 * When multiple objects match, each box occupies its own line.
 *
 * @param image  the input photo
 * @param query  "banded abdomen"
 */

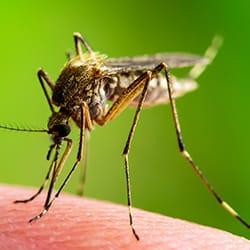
xmin=107 ymin=72 xmax=197 ymax=108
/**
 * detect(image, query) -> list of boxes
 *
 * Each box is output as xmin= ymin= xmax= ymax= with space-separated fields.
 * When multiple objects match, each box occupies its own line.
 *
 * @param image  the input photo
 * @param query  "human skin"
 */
xmin=0 ymin=185 xmax=249 ymax=250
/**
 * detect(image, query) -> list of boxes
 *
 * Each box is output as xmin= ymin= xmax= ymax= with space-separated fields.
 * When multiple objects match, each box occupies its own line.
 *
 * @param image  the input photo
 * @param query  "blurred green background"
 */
xmin=0 ymin=0 xmax=250 ymax=239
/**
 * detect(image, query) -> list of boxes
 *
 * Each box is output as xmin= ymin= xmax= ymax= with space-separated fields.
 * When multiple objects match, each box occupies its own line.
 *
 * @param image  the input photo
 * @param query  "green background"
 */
xmin=0 ymin=0 xmax=250 ymax=239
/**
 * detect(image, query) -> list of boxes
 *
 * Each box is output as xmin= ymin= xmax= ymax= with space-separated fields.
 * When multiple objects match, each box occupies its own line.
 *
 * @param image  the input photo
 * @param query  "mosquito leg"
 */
xmin=37 ymin=69 xmax=55 ymax=113
xmin=29 ymin=104 xmax=88 ymax=222
xmin=97 ymin=71 xmax=152 ymax=126
xmin=73 ymin=32 xmax=94 ymax=58
xmin=123 ymin=75 xmax=151 ymax=241
xmin=76 ymin=103 xmax=92 ymax=196
xmin=45 ymin=104 xmax=88 ymax=208
xmin=38 ymin=69 xmax=54 ymax=90
xmin=28 ymin=143 xmax=61 ymax=222
xmin=161 ymin=62 xmax=250 ymax=229
xmin=29 ymin=139 xmax=73 ymax=223
xmin=13 ymin=144 xmax=56 ymax=204
xmin=96 ymin=71 xmax=152 ymax=240
xmin=14 ymin=161 xmax=54 ymax=204
xmin=77 ymin=130 xmax=90 ymax=196
xmin=47 ymin=143 xmax=56 ymax=161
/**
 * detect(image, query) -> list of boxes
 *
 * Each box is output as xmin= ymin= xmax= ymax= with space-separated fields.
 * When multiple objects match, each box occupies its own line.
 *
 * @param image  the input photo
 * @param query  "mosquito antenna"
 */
xmin=0 ymin=124 xmax=48 ymax=133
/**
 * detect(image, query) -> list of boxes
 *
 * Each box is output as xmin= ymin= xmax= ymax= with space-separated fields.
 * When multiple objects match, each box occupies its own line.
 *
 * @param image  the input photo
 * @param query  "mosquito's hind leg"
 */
xmin=161 ymin=62 xmax=250 ymax=229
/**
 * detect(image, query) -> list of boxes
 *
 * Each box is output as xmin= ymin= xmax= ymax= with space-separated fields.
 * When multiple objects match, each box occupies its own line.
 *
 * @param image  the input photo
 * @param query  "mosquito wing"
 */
xmin=105 ymin=53 xmax=208 ymax=73
xmin=129 ymin=76 xmax=198 ymax=108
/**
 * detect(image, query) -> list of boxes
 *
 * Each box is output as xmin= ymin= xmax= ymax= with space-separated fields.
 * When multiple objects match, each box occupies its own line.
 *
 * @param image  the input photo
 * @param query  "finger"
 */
xmin=0 ymin=184 xmax=249 ymax=250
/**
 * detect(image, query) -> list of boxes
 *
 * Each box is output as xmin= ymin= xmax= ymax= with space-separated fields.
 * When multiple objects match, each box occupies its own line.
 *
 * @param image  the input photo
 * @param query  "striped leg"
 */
xmin=97 ymin=71 xmax=152 ymax=240
xmin=161 ymin=62 xmax=250 ymax=229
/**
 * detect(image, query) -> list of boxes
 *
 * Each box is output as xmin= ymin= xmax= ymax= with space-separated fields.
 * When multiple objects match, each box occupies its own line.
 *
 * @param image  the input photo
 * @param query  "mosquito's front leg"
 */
xmin=37 ymin=69 xmax=55 ymax=113
xmin=46 ymin=104 xmax=92 ymax=206
xmin=29 ymin=103 xmax=91 ymax=223
xmin=13 ymin=144 xmax=57 ymax=204
xmin=29 ymin=138 xmax=73 ymax=223
xmin=14 ymin=159 xmax=54 ymax=204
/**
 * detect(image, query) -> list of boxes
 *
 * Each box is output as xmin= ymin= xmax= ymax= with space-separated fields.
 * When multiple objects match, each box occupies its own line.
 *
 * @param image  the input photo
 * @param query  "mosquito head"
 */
xmin=48 ymin=111 xmax=71 ymax=143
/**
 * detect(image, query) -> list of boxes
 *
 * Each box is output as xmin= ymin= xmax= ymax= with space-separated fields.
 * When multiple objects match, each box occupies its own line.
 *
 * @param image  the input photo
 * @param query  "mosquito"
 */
xmin=1 ymin=33 xmax=247 ymax=241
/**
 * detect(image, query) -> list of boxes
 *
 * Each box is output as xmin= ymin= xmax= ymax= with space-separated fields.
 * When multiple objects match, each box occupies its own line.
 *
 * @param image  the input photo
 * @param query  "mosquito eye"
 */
xmin=53 ymin=124 xmax=71 ymax=137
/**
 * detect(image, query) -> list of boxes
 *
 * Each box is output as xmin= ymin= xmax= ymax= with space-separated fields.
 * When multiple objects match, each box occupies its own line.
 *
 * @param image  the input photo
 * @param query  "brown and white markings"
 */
xmin=1 ymin=33 xmax=247 ymax=241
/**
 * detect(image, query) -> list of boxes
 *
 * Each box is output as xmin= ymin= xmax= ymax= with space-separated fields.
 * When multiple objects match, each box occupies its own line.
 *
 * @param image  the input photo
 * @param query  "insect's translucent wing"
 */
xmin=105 ymin=53 xmax=208 ymax=73
xmin=108 ymin=75 xmax=198 ymax=108
xmin=130 ymin=76 xmax=198 ymax=107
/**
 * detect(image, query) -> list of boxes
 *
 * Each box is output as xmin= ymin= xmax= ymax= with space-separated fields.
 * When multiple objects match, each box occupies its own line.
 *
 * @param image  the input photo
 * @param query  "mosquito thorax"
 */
xmin=52 ymin=53 xmax=106 ymax=106
xmin=68 ymin=53 xmax=107 ymax=68
xmin=50 ymin=52 xmax=112 ymax=127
